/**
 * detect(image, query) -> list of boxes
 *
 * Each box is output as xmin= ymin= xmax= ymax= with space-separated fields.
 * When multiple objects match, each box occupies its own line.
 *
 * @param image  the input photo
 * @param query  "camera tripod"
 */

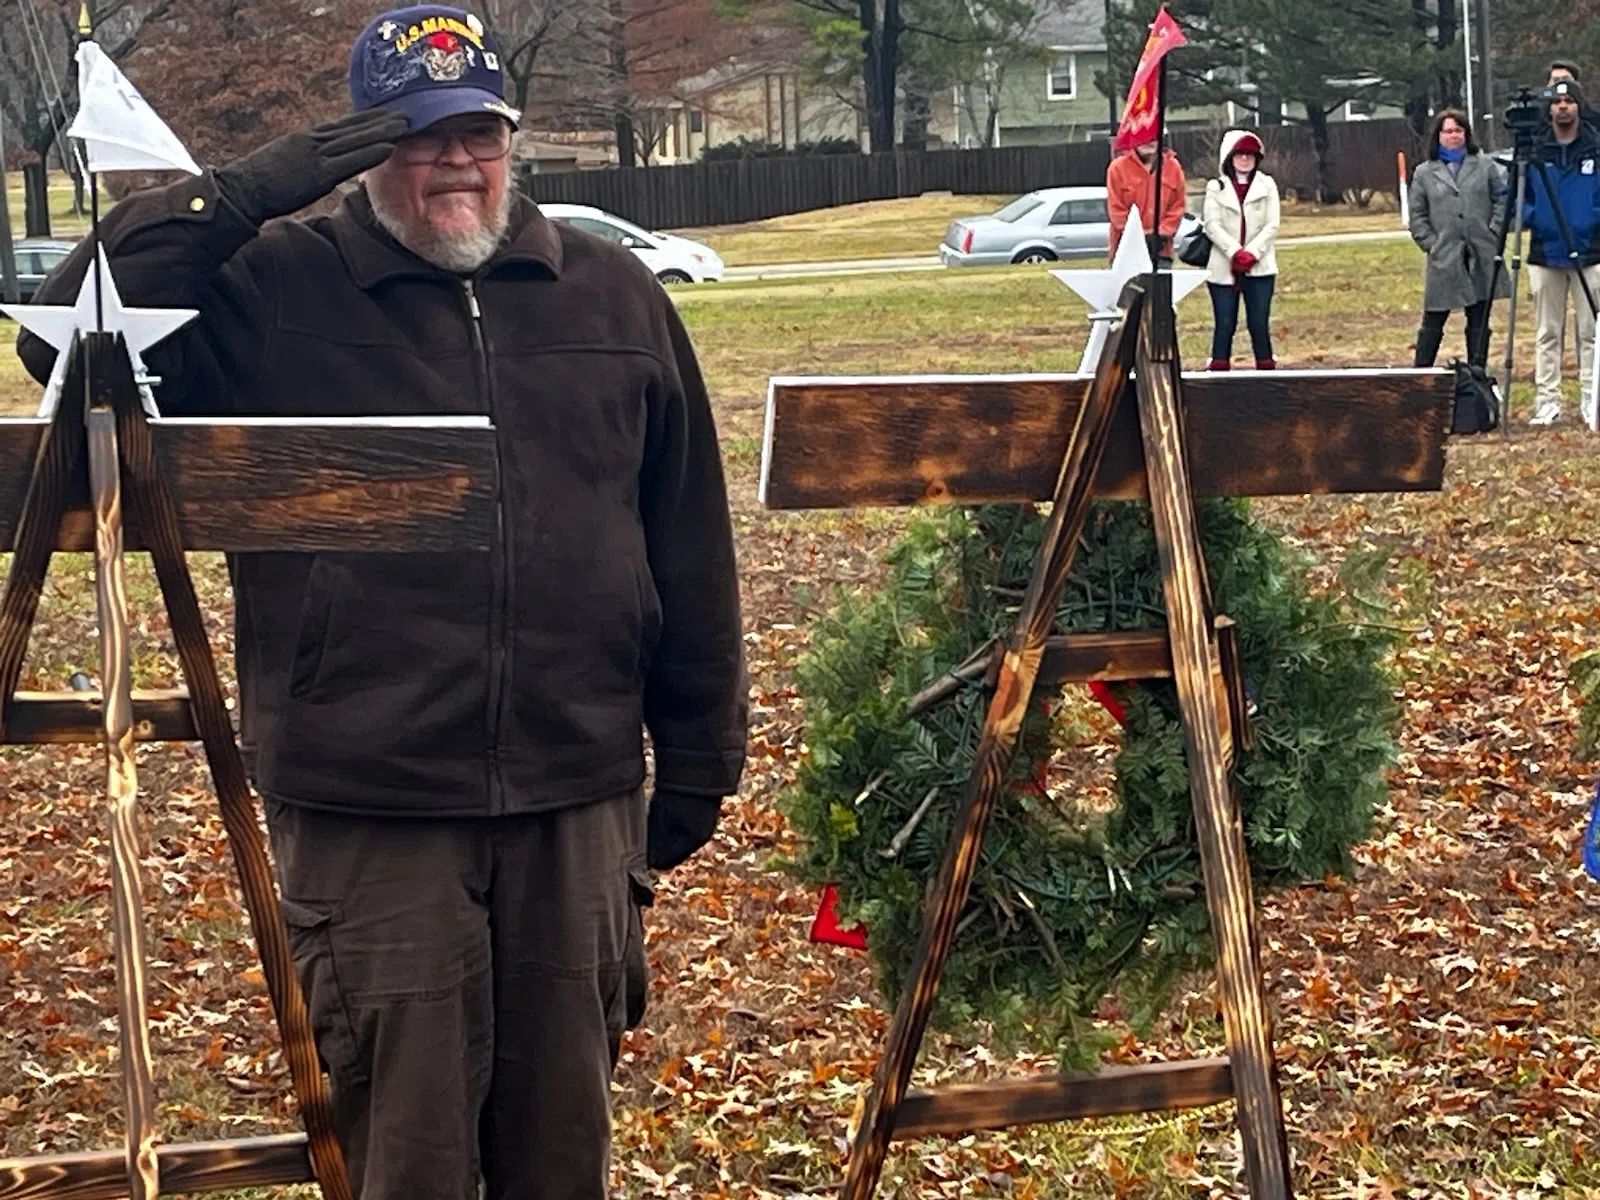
xmin=1491 ymin=121 xmax=1600 ymax=433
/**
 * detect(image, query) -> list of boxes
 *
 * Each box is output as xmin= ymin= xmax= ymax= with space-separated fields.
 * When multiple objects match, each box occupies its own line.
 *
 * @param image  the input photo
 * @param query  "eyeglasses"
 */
xmin=393 ymin=122 xmax=513 ymax=165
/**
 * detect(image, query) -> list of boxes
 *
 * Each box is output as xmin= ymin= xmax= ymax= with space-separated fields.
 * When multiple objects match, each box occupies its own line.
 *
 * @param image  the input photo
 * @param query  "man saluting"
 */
xmin=18 ymin=7 xmax=748 ymax=1197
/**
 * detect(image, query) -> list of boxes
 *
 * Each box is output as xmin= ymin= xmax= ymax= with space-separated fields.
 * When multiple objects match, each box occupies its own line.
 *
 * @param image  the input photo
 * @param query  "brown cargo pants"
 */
xmin=265 ymin=789 xmax=651 ymax=1200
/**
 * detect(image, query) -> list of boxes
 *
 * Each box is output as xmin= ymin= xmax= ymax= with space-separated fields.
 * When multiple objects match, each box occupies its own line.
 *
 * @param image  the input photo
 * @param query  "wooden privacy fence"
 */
xmin=521 ymin=118 xmax=1418 ymax=230
xmin=522 ymin=143 xmax=1103 ymax=229
xmin=1166 ymin=120 xmax=1416 ymax=199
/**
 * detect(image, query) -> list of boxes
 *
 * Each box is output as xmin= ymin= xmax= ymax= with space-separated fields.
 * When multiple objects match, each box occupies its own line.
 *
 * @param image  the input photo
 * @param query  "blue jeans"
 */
xmin=1208 ymin=275 xmax=1276 ymax=363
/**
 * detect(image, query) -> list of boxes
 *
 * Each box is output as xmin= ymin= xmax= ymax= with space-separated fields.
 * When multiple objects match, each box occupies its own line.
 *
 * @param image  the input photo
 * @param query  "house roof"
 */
xmin=677 ymin=47 xmax=809 ymax=97
xmin=672 ymin=22 xmax=811 ymax=95
xmin=1035 ymin=0 xmax=1106 ymax=51
xmin=676 ymin=57 xmax=777 ymax=95
xmin=514 ymin=136 xmax=613 ymax=165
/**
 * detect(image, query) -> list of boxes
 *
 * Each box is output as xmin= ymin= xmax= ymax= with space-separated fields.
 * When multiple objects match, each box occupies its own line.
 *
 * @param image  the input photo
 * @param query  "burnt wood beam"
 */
xmin=85 ymin=373 xmax=159 ymax=1198
xmin=838 ymin=284 xmax=1147 ymax=1200
xmin=760 ymin=369 xmax=1452 ymax=510
xmin=2 ymin=691 xmax=198 ymax=744
xmin=1133 ymin=296 xmax=1293 ymax=1197
xmin=892 ymin=1059 xmax=1235 ymax=1140
xmin=0 ymin=417 xmax=498 ymax=552
xmin=0 ymin=1134 xmax=313 ymax=1200
xmin=904 ymin=619 xmax=1246 ymax=712
xmin=0 ymin=363 xmax=81 ymax=743
xmin=111 ymin=376 xmax=356 ymax=1195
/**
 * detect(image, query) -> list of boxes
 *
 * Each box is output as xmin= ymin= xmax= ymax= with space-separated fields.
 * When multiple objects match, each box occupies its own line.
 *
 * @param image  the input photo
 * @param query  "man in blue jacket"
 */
xmin=1524 ymin=78 xmax=1600 ymax=425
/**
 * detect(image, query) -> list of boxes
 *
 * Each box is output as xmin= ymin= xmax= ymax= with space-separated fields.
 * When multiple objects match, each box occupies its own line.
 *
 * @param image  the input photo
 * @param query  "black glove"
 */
xmin=215 ymin=110 xmax=409 ymax=225
xmin=645 ymin=790 xmax=724 ymax=871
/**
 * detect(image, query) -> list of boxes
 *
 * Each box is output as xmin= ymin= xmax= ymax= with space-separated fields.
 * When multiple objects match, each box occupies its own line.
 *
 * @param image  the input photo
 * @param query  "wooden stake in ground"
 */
xmin=839 ymin=281 xmax=1147 ymax=1199
xmin=109 ymin=339 xmax=356 ymax=1200
xmin=83 ymin=337 xmax=160 ymax=1200
xmin=1133 ymin=281 xmax=1292 ymax=1198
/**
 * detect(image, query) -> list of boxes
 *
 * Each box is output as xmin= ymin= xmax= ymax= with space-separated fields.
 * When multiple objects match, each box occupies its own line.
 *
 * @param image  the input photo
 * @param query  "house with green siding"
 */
xmin=954 ymin=0 xmax=1403 ymax=149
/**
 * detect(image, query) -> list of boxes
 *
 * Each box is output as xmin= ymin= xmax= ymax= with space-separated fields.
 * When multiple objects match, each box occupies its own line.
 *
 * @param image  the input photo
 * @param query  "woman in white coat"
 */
xmin=1201 ymin=129 xmax=1282 ymax=369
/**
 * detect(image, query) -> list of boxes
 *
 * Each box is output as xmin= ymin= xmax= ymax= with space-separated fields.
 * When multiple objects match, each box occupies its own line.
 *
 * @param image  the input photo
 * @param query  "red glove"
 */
xmin=1232 ymin=249 xmax=1257 ymax=273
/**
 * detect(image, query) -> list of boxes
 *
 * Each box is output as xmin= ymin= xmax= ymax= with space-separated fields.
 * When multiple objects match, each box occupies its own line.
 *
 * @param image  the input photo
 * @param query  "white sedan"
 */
xmin=540 ymin=203 xmax=724 ymax=284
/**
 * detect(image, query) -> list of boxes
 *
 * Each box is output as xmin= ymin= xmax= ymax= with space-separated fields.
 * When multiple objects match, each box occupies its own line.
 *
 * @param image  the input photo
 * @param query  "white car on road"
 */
xmin=540 ymin=203 xmax=724 ymax=284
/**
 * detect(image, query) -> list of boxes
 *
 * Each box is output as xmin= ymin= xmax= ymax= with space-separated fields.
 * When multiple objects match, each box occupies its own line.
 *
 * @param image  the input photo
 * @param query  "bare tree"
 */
xmin=482 ymin=0 xmax=593 ymax=116
xmin=0 ymin=0 xmax=172 ymax=236
xmin=129 ymin=0 xmax=383 ymax=165
xmin=541 ymin=0 xmax=761 ymax=164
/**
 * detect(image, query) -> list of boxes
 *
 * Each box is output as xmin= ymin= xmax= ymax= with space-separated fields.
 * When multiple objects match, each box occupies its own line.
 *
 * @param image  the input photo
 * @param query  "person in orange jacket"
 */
xmin=1106 ymin=136 xmax=1187 ymax=259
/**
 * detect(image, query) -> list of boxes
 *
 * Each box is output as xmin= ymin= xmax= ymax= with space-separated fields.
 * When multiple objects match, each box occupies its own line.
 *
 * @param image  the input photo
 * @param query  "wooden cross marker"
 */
xmin=759 ymin=276 xmax=1454 ymax=1199
xmin=0 ymin=334 xmax=497 ymax=1199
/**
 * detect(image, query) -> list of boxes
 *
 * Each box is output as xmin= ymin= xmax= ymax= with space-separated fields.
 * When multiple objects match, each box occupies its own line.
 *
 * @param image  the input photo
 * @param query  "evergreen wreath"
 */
xmin=781 ymin=500 xmax=1400 ymax=1065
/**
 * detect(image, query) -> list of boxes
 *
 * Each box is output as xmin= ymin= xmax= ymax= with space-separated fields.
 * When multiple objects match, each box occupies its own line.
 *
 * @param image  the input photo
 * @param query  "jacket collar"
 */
xmin=332 ymin=186 xmax=564 ymax=290
xmin=1216 ymin=170 xmax=1271 ymax=205
xmin=1430 ymin=151 xmax=1479 ymax=190
xmin=1540 ymin=124 xmax=1599 ymax=165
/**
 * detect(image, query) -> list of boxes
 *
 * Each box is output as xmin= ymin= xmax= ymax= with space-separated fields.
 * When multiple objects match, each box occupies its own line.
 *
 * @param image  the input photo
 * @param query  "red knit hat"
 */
xmin=1231 ymin=132 xmax=1264 ymax=157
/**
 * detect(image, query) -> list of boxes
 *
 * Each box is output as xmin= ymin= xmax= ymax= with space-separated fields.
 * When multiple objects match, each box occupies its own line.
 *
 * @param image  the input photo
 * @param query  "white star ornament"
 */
xmin=1 ymin=247 xmax=198 ymax=418
xmin=1050 ymin=204 xmax=1207 ymax=375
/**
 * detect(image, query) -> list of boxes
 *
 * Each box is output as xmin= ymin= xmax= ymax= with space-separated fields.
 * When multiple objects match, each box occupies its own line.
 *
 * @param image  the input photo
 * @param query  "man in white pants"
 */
xmin=1524 ymin=79 xmax=1600 ymax=426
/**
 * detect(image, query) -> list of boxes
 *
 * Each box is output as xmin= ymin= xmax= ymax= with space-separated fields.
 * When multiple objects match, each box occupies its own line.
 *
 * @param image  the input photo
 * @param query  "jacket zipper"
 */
xmin=464 ymin=279 xmax=510 ymax=814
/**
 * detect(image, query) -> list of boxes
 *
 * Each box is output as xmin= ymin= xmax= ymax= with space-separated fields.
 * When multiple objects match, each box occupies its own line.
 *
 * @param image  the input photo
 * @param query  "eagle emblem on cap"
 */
xmin=422 ymin=31 xmax=469 ymax=82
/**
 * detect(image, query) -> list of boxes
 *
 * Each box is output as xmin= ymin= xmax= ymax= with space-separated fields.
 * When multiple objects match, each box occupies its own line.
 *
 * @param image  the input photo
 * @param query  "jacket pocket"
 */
xmin=278 ymin=898 xmax=365 ymax=1084
xmin=287 ymin=558 xmax=339 ymax=700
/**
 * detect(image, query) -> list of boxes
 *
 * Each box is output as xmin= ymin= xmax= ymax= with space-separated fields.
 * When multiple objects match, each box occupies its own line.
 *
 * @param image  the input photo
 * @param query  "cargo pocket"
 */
xmin=624 ymin=861 xmax=654 ymax=1030
xmin=278 ymin=898 xmax=365 ymax=1084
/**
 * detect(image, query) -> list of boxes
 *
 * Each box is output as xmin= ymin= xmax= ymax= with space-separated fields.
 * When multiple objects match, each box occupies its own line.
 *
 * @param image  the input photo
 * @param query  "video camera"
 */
xmin=1504 ymin=85 xmax=1547 ymax=157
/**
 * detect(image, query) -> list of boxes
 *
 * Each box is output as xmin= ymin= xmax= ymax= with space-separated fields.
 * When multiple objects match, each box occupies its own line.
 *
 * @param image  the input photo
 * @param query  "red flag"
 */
xmin=1112 ymin=7 xmax=1188 ymax=152
xmin=1088 ymin=680 xmax=1129 ymax=727
xmin=809 ymin=883 xmax=869 ymax=949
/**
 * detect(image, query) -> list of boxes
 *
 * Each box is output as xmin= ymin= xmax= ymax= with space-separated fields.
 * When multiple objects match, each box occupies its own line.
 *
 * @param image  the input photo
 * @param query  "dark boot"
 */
xmin=1207 ymin=358 xmax=1231 ymax=371
xmin=1466 ymin=324 xmax=1491 ymax=369
xmin=1414 ymin=324 xmax=1445 ymax=367
xmin=1254 ymin=357 xmax=1277 ymax=370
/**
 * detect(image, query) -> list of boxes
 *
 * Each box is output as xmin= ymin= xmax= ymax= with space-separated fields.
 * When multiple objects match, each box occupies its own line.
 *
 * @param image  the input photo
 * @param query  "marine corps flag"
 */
xmin=1112 ymin=6 xmax=1188 ymax=151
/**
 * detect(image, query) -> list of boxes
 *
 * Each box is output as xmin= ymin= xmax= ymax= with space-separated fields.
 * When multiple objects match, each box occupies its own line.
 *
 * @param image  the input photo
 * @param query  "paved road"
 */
xmin=722 ymin=228 xmax=1411 ymax=282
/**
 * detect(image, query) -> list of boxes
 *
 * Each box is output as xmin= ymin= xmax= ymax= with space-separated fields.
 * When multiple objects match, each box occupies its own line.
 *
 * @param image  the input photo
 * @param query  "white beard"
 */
xmin=370 ymin=185 xmax=513 ymax=274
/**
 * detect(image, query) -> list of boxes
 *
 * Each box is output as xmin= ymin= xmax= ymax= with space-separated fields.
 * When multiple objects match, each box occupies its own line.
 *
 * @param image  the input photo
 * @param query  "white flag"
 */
xmin=68 ymin=41 xmax=201 ymax=175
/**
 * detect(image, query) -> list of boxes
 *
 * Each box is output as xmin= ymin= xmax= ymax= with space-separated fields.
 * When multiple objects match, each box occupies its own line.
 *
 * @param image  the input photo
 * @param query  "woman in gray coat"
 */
xmin=1408 ymin=108 xmax=1508 ymax=367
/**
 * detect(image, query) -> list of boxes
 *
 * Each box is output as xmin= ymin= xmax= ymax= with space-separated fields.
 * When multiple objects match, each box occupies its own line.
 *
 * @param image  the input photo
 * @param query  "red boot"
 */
xmin=1207 ymin=358 xmax=1231 ymax=371
xmin=1255 ymin=357 xmax=1277 ymax=370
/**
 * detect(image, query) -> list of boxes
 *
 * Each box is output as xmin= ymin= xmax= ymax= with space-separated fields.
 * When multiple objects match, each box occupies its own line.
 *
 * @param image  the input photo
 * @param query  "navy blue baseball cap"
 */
xmin=1549 ymin=78 xmax=1586 ymax=108
xmin=349 ymin=6 xmax=520 ymax=132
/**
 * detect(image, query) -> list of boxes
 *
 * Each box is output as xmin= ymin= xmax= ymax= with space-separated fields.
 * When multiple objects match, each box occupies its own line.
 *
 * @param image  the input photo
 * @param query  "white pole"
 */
xmin=1398 ymin=151 xmax=1409 ymax=230
xmin=1462 ymin=1 xmax=1476 ymax=131
xmin=1589 ymin=333 xmax=1600 ymax=430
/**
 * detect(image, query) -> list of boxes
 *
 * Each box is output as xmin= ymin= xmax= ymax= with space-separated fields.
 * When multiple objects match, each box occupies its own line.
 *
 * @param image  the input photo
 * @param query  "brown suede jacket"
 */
xmin=19 ymin=175 xmax=748 ymax=817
